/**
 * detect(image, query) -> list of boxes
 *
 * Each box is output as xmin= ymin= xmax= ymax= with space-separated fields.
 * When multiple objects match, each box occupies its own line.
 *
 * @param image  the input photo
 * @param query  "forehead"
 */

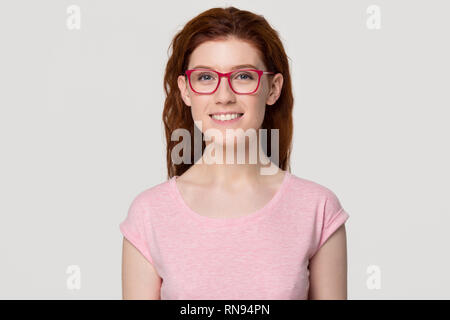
xmin=188 ymin=38 xmax=264 ymax=71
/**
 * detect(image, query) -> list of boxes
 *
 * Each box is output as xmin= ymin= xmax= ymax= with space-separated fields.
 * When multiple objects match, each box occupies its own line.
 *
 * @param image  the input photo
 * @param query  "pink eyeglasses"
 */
xmin=184 ymin=68 xmax=276 ymax=95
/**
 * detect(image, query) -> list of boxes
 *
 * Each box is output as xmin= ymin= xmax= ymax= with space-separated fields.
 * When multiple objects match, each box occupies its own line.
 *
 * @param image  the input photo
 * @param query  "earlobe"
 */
xmin=184 ymin=92 xmax=191 ymax=106
xmin=266 ymin=89 xmax=278 ymax=106
xmin=177 ymin=75 xmax=192 ymax=106
xmin=183 ymin=94 xmax=192 ymax=107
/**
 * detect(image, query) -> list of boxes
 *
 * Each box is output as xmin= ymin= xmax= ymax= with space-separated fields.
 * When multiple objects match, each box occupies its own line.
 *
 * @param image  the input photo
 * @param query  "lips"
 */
xmin=209 ymin=112 xmax=244 ymax=123
xmin=208 ymin=111 xmax=244 ymax=116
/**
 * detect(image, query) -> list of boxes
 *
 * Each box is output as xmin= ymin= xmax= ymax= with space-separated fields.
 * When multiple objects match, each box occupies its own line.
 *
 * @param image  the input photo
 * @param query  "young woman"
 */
xmin=120 ymin=6 xmax=349 ymax=300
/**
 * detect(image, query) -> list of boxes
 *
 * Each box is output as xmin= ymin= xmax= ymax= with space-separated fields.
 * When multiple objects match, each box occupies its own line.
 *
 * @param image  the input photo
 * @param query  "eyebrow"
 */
xmin=191 ymin=64 xmax=259 ymax=71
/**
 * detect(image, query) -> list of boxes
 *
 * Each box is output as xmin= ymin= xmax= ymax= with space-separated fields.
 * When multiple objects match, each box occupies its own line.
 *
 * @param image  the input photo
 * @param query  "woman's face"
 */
xmin=177 ymin=37 xmax=283 ymax=146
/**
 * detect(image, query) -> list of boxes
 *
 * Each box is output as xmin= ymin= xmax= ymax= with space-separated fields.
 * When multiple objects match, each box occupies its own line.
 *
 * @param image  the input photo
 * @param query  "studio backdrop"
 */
xmin=0 ymin=0 xmax=449 ymax=299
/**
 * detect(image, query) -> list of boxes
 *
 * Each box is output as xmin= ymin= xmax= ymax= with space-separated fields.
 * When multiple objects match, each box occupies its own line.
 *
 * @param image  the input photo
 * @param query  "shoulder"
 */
xmin=286 ymin=173 xmax=346 ymax=220
xmin=287 ymin=172 xmax=340 ymax=202
xmin=130 ymin=178 xmax=175 ymax=210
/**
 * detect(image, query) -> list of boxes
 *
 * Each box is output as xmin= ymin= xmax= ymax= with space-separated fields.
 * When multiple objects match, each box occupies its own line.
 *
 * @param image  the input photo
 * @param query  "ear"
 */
xmin=178 ymin=75 xmax=192 ymax=107
xmin=266 ymin=73 xmax=283 ymax=106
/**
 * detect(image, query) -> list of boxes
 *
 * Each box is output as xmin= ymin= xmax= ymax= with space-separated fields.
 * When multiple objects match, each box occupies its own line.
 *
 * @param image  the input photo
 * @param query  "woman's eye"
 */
xmin=198 ymin=73 xmax=215 ymax=81
xmin=235 ymin=73 xmax=253 ymax=80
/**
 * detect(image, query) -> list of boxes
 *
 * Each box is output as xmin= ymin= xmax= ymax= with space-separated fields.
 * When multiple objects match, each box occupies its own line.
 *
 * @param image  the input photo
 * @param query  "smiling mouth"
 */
xmin=209 ymin=113 xmax=244 ymax=121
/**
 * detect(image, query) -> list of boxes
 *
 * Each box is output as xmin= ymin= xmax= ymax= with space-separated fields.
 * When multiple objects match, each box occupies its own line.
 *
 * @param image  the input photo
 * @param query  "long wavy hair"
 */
xmin=162 ymin=6 xmax=294 ymax=179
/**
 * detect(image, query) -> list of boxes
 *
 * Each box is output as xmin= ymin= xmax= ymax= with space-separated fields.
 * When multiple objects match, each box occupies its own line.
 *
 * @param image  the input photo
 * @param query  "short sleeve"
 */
xmin=311 ymin=190 xmax=350 ymax=258
xmin=119 ymin=196 xmax=154 ymax=265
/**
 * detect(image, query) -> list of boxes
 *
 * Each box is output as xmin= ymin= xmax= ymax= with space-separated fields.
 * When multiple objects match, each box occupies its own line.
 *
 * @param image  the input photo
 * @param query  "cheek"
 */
xmin=244 ymin=100 xmax=267 ymax=127
xmin=189 ymin=98 xmax=209 ymax=121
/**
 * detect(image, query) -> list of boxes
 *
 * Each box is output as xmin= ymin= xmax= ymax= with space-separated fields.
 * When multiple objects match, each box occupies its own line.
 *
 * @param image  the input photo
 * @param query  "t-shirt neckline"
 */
xmin=169 ymin=170 xmax=292 ymax=227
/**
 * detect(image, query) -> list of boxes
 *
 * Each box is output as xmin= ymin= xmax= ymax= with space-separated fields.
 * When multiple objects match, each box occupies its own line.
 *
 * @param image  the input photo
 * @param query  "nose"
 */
xmin=214 ymin=75 xmax=236 ymax=104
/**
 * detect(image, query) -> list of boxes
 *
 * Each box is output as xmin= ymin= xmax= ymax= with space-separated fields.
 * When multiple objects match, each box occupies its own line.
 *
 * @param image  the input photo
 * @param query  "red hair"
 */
xmin=162 ymin=6 xmax=294 ymax=179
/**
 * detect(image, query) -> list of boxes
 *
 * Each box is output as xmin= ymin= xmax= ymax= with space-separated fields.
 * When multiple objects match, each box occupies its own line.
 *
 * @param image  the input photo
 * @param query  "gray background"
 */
xmin=0 ymin=0 xmax=449 ymax=299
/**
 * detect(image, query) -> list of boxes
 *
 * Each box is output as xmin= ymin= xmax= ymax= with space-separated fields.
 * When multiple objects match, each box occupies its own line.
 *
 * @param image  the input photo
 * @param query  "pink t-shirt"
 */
xmin=119 ymin=171 xmax=349 ymax=300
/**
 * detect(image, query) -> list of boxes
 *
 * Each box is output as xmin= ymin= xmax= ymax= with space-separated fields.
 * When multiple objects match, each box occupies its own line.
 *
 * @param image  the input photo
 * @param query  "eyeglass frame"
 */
xmin=184 ymin=68 xmax=276 ymax=95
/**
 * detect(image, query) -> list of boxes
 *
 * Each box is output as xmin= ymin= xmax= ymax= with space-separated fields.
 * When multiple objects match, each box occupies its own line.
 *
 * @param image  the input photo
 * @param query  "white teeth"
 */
xmin=211 ymin=113 xmax=242 ymax=121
